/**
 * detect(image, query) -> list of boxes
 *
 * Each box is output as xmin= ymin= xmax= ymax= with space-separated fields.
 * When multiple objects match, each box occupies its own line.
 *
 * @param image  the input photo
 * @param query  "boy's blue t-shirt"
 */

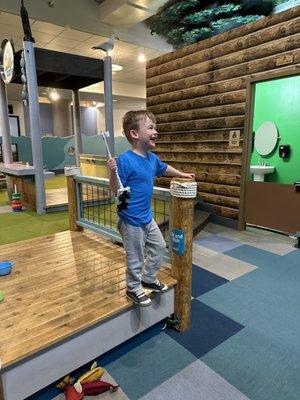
xmin=117 ymin=150 xmax=167 ymax=227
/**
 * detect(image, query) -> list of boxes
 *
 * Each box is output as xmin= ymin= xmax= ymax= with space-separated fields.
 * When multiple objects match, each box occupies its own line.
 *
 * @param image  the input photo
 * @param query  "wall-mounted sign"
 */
xmin=0 ymin=39 xmax=15 ymax=84
xmin=172 ymin=229 xmax=185 ymax=256
xmin=229 ymin=130 xmax=240 ymax=147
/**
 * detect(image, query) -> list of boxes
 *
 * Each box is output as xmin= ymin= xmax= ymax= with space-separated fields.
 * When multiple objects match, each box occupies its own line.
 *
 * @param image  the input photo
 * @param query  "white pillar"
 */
xmin=72 ymin=90 xmax=83 ymax=166
xmin=0 ymin=80 xmax=13 ymax=163
xmin=103 ymin=54 xmax=114 ymax=155
xmin=24 ymin=41 xmax=46 ymax=214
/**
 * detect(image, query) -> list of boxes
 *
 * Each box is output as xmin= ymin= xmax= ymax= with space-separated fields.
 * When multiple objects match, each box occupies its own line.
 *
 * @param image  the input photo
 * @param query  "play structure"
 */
xmin=0 ymin=1 xmax=116 ymax=214
xmin=0 ymin=171 xmax=197 ymax=399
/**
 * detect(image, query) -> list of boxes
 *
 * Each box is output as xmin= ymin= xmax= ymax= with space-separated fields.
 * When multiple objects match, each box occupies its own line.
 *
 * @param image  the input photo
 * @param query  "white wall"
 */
xmin=97 ymin=107 xmax=143 ymax=137
xmin=7 ymin=100 xmax=144 ymax=138
xmin=9 ymin=101 xmax=25 ymax=135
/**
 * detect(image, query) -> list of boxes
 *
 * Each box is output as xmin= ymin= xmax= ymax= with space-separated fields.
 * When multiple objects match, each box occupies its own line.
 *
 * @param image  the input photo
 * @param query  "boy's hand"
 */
xmin=107 ymin=157 xmax=117 ymax=172
xmin=180 ymin=172 xmax=196 ymax=179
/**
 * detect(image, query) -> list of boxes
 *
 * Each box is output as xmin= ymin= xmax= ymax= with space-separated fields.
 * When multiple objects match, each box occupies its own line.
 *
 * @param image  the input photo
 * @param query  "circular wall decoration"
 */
xmin=254 ymin=121 xmax=278 ymax=156
xmin=0 ymin=39 xmax=15 ymax=84
xmin=67 ymin=146 xmax=75 ymax=156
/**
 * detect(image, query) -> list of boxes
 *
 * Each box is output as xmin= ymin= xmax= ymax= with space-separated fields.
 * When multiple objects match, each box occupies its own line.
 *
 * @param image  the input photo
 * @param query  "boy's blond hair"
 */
xmin=123 ymin=110 xmax=156 ymax=143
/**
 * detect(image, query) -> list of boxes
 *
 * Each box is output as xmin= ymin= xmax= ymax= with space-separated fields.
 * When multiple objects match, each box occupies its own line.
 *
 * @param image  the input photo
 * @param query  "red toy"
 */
xmin=81 ymin=380 xmax=119 ymax=395
xmin=64 ymin=385 xmax=84 ymax=400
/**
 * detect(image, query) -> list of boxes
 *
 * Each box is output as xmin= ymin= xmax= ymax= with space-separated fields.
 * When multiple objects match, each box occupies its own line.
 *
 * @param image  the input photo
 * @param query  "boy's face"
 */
xmin=130 ymin=117 xmax=158 ymax=151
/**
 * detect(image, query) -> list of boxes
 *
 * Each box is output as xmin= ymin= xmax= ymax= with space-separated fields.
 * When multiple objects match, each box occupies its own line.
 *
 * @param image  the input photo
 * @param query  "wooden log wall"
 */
xmin=146 ymin=6 xmax=300 ymax=220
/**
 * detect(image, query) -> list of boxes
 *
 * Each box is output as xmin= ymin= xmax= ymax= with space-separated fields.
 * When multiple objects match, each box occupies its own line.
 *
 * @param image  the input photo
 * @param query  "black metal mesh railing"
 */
xmin=79 ymin=183 xmax=116 ymax=229
xmin=74 ymin=176 xmax=171 ymax=248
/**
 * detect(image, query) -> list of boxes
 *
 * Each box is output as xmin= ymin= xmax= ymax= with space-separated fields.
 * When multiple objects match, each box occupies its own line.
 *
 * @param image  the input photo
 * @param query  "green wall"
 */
xmin=251 ymin=75 xmax=300 ymax=184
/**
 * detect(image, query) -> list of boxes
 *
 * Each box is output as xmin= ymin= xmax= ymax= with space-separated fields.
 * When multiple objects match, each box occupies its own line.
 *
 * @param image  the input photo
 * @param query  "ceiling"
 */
xmin=0 ymin=1 xmax=171 ymax=104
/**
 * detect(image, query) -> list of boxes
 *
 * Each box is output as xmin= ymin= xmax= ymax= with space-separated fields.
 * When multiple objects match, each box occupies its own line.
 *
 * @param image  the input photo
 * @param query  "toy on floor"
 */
xmin=101 ymin=131 xmax=130 ymax=211
xmin=64 ymin=385 xmax=84 ymax=400
xmin=0 ymin=291 xmax=4 ymax=302
xmin=0 ymin=261 xmax=14 ymax=276
xmin=56 ymin=361 xmax=119 ymax=399
xmin=11 ymin=185 xmax=22 ymax=212
xmin=76 ymin=361 xmax=104 ymax=385
xmin=77 ymin=380 xmax=119 ymax=395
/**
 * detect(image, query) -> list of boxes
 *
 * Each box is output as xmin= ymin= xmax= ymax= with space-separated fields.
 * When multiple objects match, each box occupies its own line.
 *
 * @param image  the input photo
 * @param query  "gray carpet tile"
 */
xmin=139 ymin=359 xmax=250 ymax=400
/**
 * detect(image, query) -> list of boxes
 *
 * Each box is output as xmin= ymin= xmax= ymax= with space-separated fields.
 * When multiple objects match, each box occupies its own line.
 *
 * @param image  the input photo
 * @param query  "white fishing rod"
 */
xmin=101 ymin=131 xmax=130 ymax=210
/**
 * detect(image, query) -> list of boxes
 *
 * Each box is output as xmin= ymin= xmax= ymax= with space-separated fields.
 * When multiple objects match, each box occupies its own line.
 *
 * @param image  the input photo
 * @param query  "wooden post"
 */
xmin=66 ymin=174 xmax=83 ymax=232
xmin=170 ymin=177 xmax=197 ymax=331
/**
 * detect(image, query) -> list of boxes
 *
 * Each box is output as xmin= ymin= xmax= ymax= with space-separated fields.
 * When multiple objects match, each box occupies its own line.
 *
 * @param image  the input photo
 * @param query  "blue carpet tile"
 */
xmin=105 ymin=333 xmax=197 ymax=400
xmin=166 ymin=299 xmax=244 ymax=358
xmin=194 ymin=234 xmax=243 ymax=253
xmin=192 ymin=264 xmax=228 ymax=298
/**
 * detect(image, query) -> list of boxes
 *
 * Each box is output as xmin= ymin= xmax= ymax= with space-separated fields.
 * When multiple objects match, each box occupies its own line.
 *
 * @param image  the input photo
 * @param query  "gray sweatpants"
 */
xmin=117 ymin=218 xmax=166 ymax=293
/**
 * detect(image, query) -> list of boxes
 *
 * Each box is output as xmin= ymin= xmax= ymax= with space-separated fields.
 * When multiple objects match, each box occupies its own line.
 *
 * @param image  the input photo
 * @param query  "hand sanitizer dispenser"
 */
xmin=279 ymin=144 xmax=290 ymax=159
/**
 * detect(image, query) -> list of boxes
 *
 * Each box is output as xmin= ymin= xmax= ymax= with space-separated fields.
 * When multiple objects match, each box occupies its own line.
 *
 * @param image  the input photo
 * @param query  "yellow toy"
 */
xmin=76 ymin=362 xmax=104 ymax=385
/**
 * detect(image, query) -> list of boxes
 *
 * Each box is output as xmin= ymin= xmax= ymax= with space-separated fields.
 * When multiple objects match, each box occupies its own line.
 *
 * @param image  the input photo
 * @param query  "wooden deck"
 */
xmin=45 ymin=186 xmax=111 ymax=210
xmin=45 ymin=187 xmax=68 ymax=208
xmin=0 ymin=230 xmax=176 ymax=399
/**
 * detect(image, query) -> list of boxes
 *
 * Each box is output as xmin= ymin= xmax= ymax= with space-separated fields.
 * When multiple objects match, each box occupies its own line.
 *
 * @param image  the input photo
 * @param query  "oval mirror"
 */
xmin=254 ymin=121 xmax=278 ymax=156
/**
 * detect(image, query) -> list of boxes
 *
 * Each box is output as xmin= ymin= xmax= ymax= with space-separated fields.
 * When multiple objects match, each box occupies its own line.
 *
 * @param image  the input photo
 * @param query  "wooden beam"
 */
xmin=67 ymin=176 xmax=83 ymax=232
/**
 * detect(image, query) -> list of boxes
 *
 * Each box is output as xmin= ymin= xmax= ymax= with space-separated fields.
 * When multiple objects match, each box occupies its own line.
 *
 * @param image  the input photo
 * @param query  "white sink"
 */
xmin=250 ymin=165 xmax=275 ymax=182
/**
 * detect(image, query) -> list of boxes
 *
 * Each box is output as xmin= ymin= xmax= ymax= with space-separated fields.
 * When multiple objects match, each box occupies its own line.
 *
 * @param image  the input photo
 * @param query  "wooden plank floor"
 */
xmin=45 ymin=187 xmax=112 ymax=208
xmin=0 ymin=230 xmax=176 ymax=369
xmin=46 ymin=188 xmax=68 ymax=207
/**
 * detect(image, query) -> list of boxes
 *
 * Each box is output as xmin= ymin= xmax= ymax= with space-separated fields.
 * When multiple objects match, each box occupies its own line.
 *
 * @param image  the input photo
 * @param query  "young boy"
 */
xmin=107 ymin=110 xmax=195 ymax=307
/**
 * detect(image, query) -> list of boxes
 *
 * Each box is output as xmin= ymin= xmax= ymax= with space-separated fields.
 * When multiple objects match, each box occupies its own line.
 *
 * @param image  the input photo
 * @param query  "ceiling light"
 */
xmin=112 ymin=64 xmax=123 ymax=72
xmin=138 ymin=53 xmax=146 ymax=63
xmin=47 ymin=88 xmax=60 ymax=101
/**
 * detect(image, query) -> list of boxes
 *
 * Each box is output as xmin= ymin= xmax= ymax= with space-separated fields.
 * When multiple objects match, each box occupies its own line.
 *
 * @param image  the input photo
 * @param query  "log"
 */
xmin=156 ymin=129 xmax=244 ymax=142
xmin=199 ymin=192 xmax=240 ymax=208
xmin=211 ymin=205 xmax=239 ymax=219
xmin=155 ymin=103 xmax=245 ymax=123
xmin=155 ymin=142 xmax=243 ymax=153
xmin=147 ymin=33 xmax=300 ymax=86
xmin=156 ymin=162 xmax=241 ymax=175
xmin=148 ymin=90 xmax=246 ymax=114
xmin=198 ymin=182 xmax=240 ymax=197
xmin=147 ymin=18 xmax=299 ymax=77
xmin=157 ymin=172 xmax=241 ymax=186
xmin=147 ymin=6 xmax=300 ymax=68
xmin=157 ymin=116 xmax=245 ymax=132
xmin=197 ymin=173 xmax=240 ymax=186
xmin=147 ymin=77 xmax=247 ymax=106
xmin=157 ymin=152 xmax=242 ymax=165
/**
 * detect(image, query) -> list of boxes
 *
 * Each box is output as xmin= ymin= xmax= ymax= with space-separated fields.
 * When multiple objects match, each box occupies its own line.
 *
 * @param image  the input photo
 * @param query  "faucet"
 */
xmin=259 ymin=158 xmax=267 ymax=166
